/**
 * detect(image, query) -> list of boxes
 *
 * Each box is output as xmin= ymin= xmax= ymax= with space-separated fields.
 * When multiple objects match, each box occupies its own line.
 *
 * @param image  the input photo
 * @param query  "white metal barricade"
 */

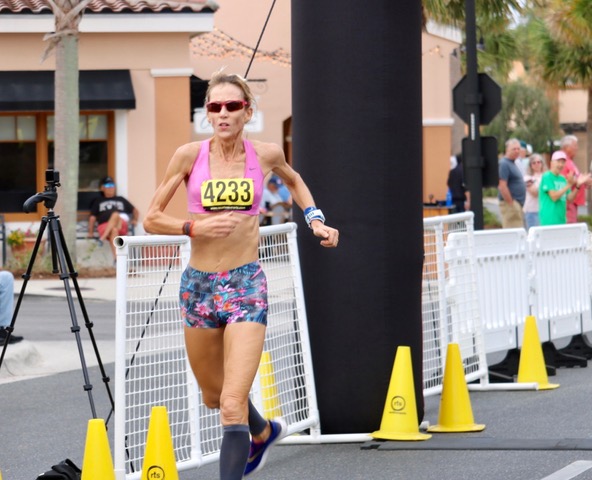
xmin=422 ymin=212 xmax=489 ymax=396
xmin=527 ymin=223 xmax=592 ymax=345
xmin=113 ymin=224 xmax=321 ymax=479
xmin=424 ymin=220 xmax=592 ymax=392
xmin=469 ymin=229 xmax=529 ymax=356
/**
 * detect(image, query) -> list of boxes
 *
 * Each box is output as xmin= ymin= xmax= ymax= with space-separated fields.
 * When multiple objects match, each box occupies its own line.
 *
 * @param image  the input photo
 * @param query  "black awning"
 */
xmin=0 ymin=70 xmax=136 ymax=111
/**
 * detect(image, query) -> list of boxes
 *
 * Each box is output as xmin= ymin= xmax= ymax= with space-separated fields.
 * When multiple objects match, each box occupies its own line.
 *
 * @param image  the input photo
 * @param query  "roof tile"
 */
xmin=0 ymin=0 xmax=218 ymax=14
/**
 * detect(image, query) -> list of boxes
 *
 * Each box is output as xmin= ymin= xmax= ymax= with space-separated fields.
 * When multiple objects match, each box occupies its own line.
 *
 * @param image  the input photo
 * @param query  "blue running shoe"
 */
xmin=244 ymin=418 xmax=287 ymax=476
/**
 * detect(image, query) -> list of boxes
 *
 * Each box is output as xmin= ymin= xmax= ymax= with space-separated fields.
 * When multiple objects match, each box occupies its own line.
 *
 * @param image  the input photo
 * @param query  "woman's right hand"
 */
xmin=193 ymin=212 xmax=242 ymax=238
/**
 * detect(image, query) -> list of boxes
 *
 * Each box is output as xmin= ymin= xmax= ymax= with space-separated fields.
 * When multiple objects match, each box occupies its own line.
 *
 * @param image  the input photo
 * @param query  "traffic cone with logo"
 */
xmin=141 ymin=406 xmax=179 ymax=480
xmin=260 ymin=351 xmax=283 ymax=419
xmin=517 ymin=316 xmax=559 ymax=390
xmin=81 ymin=418 xmax=115 ymax=480
xmin=428 ymin=343 xmax=485 ymax=432
xmin=371 ymin=346 xmax=431 ymax=441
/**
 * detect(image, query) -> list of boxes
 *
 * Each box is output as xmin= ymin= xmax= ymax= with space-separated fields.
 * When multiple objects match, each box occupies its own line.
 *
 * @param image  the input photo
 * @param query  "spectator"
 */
xmin=259 ymin=177 xmax=289 ymax=225
xmin=523 ymin=153 xmax=546 ymax=230
xmin=539 ymin=150 xmax=591 ymax=226
xmin=515 ymin=140 xmax=531 ymax=175
xmin=559 ymin=135 xmax=592 ymax=223
xmin=88 ymin=176 xmax=139 ymax=262
xmin=0 ymin=270 xmax=23 ymax=345
xmin=274 ymin=176 xmax=292 ymax=205
xmin=498 ymin=138 xmax=526 ymax=228
xmin=447 ymin=153 xmax=470 ymax=213
xmin=260 ymin=177 xmax=285 ymax=212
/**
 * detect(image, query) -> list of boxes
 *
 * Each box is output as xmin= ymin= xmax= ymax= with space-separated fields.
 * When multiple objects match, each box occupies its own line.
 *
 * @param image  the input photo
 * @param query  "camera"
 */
xmin=46 ymin=169 xmax=60 ymax=185
xmin=23 ymin=168 xmax=60 ymax=213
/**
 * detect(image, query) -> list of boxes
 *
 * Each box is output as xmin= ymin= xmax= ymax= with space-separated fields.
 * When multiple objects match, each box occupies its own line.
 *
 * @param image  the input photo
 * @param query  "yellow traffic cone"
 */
xmin=81 ymin=419 xmax=115 ymax=480
xmin=142 ymin=406 xmax=179 ymax=480
xmin=428 ymin=343 xmax=485 ymax=432
xmin=371 ymin=346 xmax=431 ymax=441
xmin=260 ymin=351 xmax=283 ymax=419
xmin=517 ymin=316 xmax=559 ymax=390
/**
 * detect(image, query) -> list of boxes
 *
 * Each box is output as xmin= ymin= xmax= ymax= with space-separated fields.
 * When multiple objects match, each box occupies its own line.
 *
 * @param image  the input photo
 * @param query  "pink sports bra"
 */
xmin=187 ymin=139 xmax=264 ymax=215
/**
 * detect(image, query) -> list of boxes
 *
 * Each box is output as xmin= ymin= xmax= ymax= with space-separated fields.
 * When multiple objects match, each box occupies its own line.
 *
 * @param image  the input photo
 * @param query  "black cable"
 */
xmin=244 ymin=0 xmax=277 ymax=79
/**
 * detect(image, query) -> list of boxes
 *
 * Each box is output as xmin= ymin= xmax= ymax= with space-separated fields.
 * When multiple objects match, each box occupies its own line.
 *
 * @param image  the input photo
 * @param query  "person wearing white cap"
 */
xmin=539 ymin=150 xmax=591 ymax=225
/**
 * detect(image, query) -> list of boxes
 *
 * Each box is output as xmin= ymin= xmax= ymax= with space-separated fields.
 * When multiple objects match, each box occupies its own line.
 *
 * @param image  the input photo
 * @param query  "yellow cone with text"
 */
xmin=428 ymin=343 xmax=485 ymax=432
xmin=260 ymin=351 xmax=283 ymax=419
xmin=517 ymin=316 xmax=559 ymax=390
xmin=372 ymin=346 xmax=431 ymax=441
xmin=142 ymin=406 xmax=179 ymax=480
xmin=81 ymin=419 xmax=115 ymax=480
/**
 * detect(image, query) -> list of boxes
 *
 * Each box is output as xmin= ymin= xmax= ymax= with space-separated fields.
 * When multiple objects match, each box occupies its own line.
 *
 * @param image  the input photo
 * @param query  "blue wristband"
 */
xmin=304 ymin=208 xmax=325 ymax=228
xmin=303 ymin=206 xmax=316 ymax=216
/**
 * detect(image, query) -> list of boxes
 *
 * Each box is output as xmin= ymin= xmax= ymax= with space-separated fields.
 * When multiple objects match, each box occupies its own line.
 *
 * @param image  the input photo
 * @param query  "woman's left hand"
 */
xmin=311 ymin=223 xmax=339 ymax=248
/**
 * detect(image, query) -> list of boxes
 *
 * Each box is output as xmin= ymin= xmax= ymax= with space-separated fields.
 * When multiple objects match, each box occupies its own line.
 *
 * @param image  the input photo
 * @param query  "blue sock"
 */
xmin=219 ymin=424 xmax=250 ymax=480
xmin=248 ymin=399 xmax=268 ymax=437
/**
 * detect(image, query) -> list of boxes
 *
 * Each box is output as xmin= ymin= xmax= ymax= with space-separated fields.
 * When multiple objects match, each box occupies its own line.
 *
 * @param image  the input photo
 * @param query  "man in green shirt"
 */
xmin=539 ymin=151 xmax=590 ymax=225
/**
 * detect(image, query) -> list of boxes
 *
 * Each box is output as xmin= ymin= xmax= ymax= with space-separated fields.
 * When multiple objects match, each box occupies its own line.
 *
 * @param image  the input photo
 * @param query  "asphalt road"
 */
xmin=2 ymin=296 xmax=592 ymax=480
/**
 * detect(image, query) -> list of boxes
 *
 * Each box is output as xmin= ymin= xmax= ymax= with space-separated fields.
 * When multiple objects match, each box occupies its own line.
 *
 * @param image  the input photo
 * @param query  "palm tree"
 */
xmin=42 ymin=0 xmax=91 ymax=262
xmin=527 ymin=0 xmax=592 ymax=174
xmin=423 ymin=0 xmax=522 ymax=27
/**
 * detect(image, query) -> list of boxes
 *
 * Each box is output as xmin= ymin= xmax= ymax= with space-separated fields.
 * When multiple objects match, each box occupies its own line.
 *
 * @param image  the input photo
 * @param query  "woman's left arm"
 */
xmin=260 ymin=143 xmax=339 ymax=248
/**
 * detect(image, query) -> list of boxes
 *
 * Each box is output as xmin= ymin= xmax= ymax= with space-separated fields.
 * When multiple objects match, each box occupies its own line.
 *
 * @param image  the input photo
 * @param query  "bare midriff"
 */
xmin=188 ymin=213 xmax=260 ymax=272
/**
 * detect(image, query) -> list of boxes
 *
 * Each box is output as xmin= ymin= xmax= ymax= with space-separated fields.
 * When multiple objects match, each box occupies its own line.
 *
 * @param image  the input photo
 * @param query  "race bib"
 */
xmin=201 ymin=178 xmax=255 ymax=211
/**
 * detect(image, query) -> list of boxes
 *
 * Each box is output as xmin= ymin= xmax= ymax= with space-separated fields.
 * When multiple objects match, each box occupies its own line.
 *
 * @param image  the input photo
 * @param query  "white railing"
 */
xmin=422 ymin=213 xmax=591 ymax=396
xmin=528 ymin=224 xmax=592 ymax=345
xmin=113 ymin=224 xmax=320 ymax=479
xmin=112 ymin=214 xmax=592 ymax=477
xmin=421 ymin=212 xmax=489 ymax=396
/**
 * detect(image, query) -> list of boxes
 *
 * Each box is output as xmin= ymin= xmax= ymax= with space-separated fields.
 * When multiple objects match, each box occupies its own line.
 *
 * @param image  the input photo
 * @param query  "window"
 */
xmin=0 ymin=112 xmax=113 ymax=217
xmin=0 ymin=115 xmax=38 ymax=213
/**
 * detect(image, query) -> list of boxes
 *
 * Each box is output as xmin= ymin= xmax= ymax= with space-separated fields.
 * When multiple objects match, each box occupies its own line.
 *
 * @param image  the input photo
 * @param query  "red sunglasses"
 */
xmin=206 ymin=100 xmax=249 ymax=113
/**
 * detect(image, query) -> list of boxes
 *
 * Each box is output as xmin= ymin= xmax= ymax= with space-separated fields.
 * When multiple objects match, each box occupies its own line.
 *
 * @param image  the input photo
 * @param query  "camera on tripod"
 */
xmin=23 ymin=168 xmax=60 ymax=213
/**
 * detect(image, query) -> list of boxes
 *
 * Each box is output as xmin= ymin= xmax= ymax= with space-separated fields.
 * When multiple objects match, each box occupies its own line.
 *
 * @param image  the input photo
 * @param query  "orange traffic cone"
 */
xmin=428 ymin=343 xmax=485 ymax=432
xmin=260 ymin=351 xmax=283 ymax=419
xmin=142 ymin=406 xmax=179 ymax=480
xmin=81 ymin=419 xmax=115 ymax=480
xmin=372 ymin=346 xmax=431 ymax=441
xmin=517 ymin=316 xmax=559 ymax=390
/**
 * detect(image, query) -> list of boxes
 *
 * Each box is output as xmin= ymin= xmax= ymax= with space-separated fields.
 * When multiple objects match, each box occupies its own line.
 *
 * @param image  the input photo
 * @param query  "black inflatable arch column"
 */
xmin=291 ymin=2 xmax=425 ymax=433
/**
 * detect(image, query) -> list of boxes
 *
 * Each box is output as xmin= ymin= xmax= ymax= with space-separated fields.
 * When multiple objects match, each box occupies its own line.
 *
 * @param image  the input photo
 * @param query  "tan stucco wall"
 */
xmin=154 ymin=75 xmax=191 ymax=218
xmin=3 ymin=11 xmax=467 ymax=224
xmin=421 ymin=31 xmax=459 ymax=202
xmin=127 ymin=70 xmax=157 ymax=221
xmin=1 ymin=31 xmax=196 ymax=224
xmin=422 ymin=33 xmax=458 ymax=119
xmin=558 ymin=89 xmax=588 ymax=124
xmin=191 ymin=0 xmax=292 ymax=147
xmin=423 ymin=126 xmax=453 ymax=203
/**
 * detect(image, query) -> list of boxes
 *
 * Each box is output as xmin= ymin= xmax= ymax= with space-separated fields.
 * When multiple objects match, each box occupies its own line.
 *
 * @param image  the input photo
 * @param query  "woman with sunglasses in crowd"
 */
xmin=522 ymin=153 xmax=546 ymax=230
xmin=144 ymin=70 xmax=339 ymax=480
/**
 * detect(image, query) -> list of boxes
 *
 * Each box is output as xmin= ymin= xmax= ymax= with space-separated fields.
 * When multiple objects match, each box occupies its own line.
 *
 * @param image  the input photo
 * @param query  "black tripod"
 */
xmin=0 ymin=169 xmax=114 ymax=420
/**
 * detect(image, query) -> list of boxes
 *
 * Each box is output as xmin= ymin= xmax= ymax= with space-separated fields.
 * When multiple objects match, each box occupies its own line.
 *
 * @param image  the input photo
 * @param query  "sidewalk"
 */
xmin=2 ymin=276 xmax=117 ymax=384
xmin=13 ymin=275 xmax=116 ymax=301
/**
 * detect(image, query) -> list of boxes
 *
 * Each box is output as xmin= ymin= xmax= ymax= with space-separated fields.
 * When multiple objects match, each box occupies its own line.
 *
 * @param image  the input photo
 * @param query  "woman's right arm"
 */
xmin=143 ymin=143 xmax=197 ymax=235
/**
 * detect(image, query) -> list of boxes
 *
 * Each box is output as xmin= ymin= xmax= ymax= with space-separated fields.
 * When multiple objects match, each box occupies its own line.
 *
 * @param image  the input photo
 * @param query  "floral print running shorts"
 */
xmin=179 ymin=261 xmax=268 ymax=328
